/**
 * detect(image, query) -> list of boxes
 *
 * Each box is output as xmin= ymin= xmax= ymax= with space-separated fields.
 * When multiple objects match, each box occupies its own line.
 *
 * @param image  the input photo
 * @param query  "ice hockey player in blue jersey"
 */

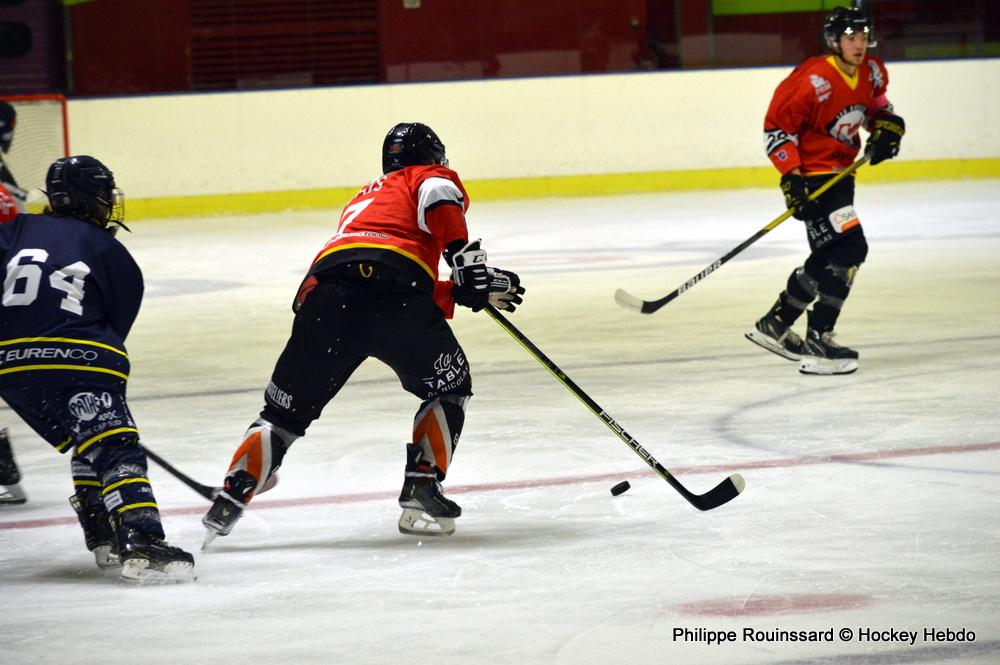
xmin=0 ymin=155 xmax=195 ymax=583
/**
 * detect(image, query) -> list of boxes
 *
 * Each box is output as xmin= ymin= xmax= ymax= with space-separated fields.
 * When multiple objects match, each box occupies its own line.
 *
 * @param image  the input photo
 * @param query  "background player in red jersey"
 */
xmin=0 ymin=181 xmax=16 ymax=223
xmin=0 ymin=181 xmax=25 ymax=505
xmin=0 ymin=101 xmax=25 ymax=213
xmin=202 ymin=122 xmax=525 ymax=545
xmin=0 ymin=107 xmax=26 ymax=504
xmin=745 ymin=6 xmax=905 ymax=375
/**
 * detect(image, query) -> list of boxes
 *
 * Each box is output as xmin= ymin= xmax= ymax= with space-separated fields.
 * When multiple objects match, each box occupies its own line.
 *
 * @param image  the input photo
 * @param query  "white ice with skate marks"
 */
xmin=1 ymin=180 xmax=999 ymax=664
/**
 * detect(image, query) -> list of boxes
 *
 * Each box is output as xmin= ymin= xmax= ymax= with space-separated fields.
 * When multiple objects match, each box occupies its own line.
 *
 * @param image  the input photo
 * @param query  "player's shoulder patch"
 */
xmin=786 ymin=56 xmax=833 ymax=101
xmin=411 ymin=164 xmax=468 ymax=208
xmin=417 ymin=175 xmax=463 ymax=206
xmin=864 ymin=56 xmax=888 ymax=90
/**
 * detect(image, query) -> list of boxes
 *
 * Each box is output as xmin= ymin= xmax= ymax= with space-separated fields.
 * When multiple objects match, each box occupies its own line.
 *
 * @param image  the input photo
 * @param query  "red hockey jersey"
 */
xmin=764 ymin=55 xmax=892 ymax=175
xmin=0 ymin=182 xmax=17 ymax=223
xmin=303 ymin=164 xmax=470 ymax=317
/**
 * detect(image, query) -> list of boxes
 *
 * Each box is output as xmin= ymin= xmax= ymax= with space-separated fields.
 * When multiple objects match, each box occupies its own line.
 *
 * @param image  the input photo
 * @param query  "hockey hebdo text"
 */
xmin=672 ymin=626 xmax=976 ymax=646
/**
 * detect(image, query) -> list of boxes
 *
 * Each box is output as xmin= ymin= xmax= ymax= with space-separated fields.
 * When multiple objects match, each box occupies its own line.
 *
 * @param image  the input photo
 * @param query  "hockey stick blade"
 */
xmin=615 ymin=287 xmax=675 ymax=314
xmin=141 ymin=446 xmax=220 ymax=501
xmin=672 ymin=472 xmax=745 ymax=511
xmin=613 ymin=288 xmax=648 ymax=313
xmin=486 ymin=305 xmax=745 ymax=511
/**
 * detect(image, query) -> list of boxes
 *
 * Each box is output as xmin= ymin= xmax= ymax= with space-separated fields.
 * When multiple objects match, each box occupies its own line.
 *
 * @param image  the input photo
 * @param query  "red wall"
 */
xmin=378 ymin=0 xmax=647 ymax=82
xmin=67 ymin=0 xmax=647 ymax=95
xmin=57 ymin=1 xmax=998 ymax=96
xmin=69 ymin=0 xmax=190 ymax=96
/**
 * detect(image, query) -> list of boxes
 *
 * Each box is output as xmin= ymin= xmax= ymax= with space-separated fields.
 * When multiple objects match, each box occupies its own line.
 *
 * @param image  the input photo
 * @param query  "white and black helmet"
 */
xmin=823 ymin=6 xmax=877 ymax=53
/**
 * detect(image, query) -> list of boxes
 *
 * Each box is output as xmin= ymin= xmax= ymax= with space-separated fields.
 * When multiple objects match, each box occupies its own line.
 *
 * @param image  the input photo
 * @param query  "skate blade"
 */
xmin=121 ymin=558 xmax=197 ymax=584
xmin=0 ymin=484 xmax=27 ymax=504
xmin=398 ymin=508 xmax=455 ymax=537
xmin=745 ymin=329 xmax=800 ymax=361
xmin=93 ymin=545 xmax=122 ymax=569
xmin=202 ymin=528 xmax=219 ymax=550
xmin=799 ymin=357 xmax=858 ymax=375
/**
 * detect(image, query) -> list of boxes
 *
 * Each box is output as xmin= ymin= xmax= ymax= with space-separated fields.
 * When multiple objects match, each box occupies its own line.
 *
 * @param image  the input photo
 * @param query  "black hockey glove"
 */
xmin=449 ymin=239 xmax=490 ymax=311
xmin=486 ymin=268 xmax=525 ymax=312
xmin=780 ymin=172 xmax=821 ymax=221
xmin=866 ymin=112 xmax=905 ymax=166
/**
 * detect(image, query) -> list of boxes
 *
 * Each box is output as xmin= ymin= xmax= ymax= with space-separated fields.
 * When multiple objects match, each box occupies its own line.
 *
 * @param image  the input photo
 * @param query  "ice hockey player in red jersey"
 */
xmin=0 ymin=110 xmax=26 ymax=505
xmin=746 ymin=6 xmax=905 ymax=375
xmin=0 ymin=182 xmax=25 ymax=505
xmin=0 ymin=101 xmax=25 ymax=213
xmin=202 ymin=123 xmax=525 ymax=545
xmin=0 ymin=181 xmax=16 ymax=223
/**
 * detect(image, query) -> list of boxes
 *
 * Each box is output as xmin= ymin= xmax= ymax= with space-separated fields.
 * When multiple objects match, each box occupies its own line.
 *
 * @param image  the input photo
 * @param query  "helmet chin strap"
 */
xmin=106 ymin=220 xmax=131 ymax=236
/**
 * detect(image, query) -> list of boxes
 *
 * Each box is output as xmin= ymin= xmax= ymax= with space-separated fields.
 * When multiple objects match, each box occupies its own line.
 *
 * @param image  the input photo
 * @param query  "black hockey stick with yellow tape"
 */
xmin=615 ymin=154 xmax=870 ymax=315
xmin=141 ymin=445 xmax=220 ymax=501
xmin=485 ymin=305 xmax=744 ymax=511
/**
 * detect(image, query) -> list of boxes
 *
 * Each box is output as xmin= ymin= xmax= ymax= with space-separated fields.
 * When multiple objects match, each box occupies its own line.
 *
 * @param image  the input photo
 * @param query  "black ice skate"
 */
xmin=799 ymin=328 xmax=859 ymax=375
xmin=745 ymin=312 xmax=806 ymax=361
xmin=70 ymin=492 xmax=120 ymax=569
xmin=117 ymin=527 xmax=196 ymax=584
xmin=398 ymin=444 xmax=461 ymax=537
xmin=201 ymin=470 xmax=256 ymax=549
xmin=0 ymin=429 xmax=27 ymax=505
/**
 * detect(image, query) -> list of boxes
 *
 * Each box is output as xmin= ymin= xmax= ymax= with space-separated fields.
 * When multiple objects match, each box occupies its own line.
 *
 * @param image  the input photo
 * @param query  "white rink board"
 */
xmin=64 ymin=59 xmax=1000 ymax=199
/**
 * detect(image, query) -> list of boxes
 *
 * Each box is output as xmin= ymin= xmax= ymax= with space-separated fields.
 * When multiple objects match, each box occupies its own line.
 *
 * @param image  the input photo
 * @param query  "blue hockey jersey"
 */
xmin=0 ymin=213 xmax=143 ymax=387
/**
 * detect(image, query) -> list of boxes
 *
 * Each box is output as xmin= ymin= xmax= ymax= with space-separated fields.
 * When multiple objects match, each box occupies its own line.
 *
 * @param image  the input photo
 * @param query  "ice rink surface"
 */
xmin=2 ymin=179 xmax=999 ymax=664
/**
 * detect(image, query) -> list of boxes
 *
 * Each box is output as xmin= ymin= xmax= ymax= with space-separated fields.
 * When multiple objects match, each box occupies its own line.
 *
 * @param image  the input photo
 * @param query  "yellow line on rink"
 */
xmin=104 ymin=157 xmax=1000 ymax=221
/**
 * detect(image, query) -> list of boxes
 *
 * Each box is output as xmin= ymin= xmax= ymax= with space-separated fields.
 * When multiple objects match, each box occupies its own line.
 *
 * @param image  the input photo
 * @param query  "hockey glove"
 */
xmin=780 ymin=172 xmax=821 ymax=221
xmin=449 ymin=239 xmax=490 ymax=311
xmin=486 ymin=268 xmax=525 ymax=312
xmin=866 ymin=112 xmax=905 ymax=166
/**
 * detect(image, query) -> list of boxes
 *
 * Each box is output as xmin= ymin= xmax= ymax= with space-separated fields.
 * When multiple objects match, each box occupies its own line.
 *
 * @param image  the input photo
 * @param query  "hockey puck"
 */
xmin=610 ymin=481 xmax=631 ymax=496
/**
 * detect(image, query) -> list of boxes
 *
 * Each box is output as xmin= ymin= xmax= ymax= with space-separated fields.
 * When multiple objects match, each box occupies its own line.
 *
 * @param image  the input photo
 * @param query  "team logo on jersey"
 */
xmin=68 ymin=392 xmax=114 ymax=421
xmin=867 ymin=61 xmax=884 ymax=89
xmin=826 ymin=104 xmax=868 ymax=147
xmin=809 ymin=74 xmax=832 ymax=102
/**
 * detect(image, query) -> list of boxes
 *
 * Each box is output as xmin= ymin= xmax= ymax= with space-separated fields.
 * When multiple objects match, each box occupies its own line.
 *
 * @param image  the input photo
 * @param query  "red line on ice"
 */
xmin=2 ymin=440 xmax=997 ymax=531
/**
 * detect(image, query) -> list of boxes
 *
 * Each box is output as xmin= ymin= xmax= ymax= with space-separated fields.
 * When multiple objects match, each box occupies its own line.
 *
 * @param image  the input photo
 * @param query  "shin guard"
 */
xmin=411 ymin=394 xmax=468 ymax=479
xmin=224 ymin=419 xmax=296 ymax=502
xmin=82 ymin=440 xmax=165 ymax=541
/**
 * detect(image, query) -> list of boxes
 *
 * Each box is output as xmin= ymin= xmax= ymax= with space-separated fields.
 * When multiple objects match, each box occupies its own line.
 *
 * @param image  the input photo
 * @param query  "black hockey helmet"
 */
xmin=823 ymin=6 xmax=877 ymax=53
xmin=0 ymin=100 xmax=15 ymax=153
xmin=382 ymin=122 xmax=447 ymax=174
xmin=45 ymin=155 xmax=127 ymax=231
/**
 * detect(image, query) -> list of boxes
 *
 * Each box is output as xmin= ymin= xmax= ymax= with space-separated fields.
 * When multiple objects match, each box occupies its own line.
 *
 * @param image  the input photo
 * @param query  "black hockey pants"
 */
xmin=775 ymin=174 xmax=869 ymax=333
xmin=260 ymin=274 xmax=472 ymax=438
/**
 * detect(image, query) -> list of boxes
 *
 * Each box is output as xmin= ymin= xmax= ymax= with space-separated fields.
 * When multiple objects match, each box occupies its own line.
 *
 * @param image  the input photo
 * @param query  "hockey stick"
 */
xmin=615 ymin=154 xmax=870 ymax=315
xmin=484 ymin=305 xmax=744 ymax=511
xmin=141 ymin=445 xmax=220 ymax=501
